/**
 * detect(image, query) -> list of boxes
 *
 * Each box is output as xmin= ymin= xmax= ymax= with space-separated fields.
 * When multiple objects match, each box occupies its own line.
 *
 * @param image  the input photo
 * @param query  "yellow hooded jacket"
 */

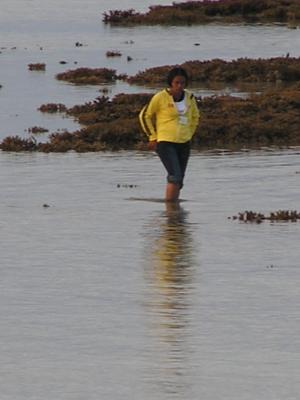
xmin=139 ymin=89 xmax=200 ymax=143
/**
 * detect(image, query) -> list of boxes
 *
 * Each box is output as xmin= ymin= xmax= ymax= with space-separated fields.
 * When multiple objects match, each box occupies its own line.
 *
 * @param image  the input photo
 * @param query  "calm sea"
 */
xmin=0 ymin=1 xmax=300 ymax=399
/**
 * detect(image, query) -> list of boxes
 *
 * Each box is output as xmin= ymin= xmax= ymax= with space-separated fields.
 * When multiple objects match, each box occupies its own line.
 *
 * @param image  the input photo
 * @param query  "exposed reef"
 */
xmin=103 ymin=0 xmax=300 ymax=26
xmin=230 ymin=210 xmax=300 ymax=223
xmin=127 ymin=57 xmax=300 ymax=85
xmin=1 ymin=56 xmax=300 ymax=153
xmin=1 ymin=85 xmax=300 ymax=152
xmin=194 ymin=86 xmax=300 ymax=148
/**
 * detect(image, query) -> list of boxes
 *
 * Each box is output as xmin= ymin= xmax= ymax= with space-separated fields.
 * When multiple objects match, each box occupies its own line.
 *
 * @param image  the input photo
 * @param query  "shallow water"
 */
xmin=0 ymin=0 xmax=300 ymax=139
xmin=0 ymin=148 xmax=300 ymax=399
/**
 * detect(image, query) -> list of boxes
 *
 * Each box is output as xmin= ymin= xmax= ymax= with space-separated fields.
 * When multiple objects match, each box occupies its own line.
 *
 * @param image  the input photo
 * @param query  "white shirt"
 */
xmin=174 ymin=98 xmax=188 ymax=125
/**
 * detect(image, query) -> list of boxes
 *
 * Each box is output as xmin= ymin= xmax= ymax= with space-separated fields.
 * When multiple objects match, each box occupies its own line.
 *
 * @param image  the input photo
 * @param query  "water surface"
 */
xmin=0 ymin=148 xmax=299 ymax=399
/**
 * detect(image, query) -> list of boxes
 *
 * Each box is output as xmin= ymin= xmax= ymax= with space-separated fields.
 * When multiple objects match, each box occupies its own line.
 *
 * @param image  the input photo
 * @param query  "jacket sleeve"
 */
xmin=139 ymin=94 xmax=160 ymax=141
xmin=190 ymin=95 xmax=200 ymax=136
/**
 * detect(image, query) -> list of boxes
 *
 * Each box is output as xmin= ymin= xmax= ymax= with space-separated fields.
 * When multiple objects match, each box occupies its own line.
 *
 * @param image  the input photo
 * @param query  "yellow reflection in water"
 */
xmin=143 ymin=202 xmax=197 ymax=398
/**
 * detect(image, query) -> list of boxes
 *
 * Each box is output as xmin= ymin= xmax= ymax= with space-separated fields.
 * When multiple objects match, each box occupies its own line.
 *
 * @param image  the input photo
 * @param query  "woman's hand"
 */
xmin=148 ymin=140 xmax=157 ymax=151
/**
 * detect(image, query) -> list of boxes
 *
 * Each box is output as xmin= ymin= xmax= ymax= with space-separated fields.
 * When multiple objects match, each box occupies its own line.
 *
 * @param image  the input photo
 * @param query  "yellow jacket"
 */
xmin=139 ymin=89 xmax=199 ymax=143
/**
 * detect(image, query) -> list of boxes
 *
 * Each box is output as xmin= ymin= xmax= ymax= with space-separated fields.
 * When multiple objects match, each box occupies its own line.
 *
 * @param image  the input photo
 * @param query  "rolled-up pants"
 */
xmin=156 ymin=141 xmax=191 ymax=189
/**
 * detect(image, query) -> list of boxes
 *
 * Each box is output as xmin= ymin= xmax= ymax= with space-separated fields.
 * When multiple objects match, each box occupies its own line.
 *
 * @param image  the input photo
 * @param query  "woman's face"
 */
xmin=170 ymin=75 xmax=186 ymax=95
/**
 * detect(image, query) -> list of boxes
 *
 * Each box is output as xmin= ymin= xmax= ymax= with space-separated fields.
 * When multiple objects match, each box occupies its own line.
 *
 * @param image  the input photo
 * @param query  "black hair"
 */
xmin=167 ymin=67 xmax=189 ymax=86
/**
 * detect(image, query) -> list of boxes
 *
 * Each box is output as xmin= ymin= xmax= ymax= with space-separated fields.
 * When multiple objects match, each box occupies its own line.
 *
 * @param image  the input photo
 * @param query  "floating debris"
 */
xmin=28 ymin=63 xmax=46 ymax=71
xmin=117 ymin=184 xmax=138 ymax=188
xmin=230 ymin=210 xmax=300 ymax=223
xmin=266 ymin=264 xmax=276 ymax=269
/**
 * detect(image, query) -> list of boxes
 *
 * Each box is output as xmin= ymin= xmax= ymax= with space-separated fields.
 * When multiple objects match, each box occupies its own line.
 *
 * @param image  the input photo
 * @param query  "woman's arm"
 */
xmin=139 ymin=93 xmax=160 ymax=141
xmin=190 ymin=96 xmax=200 ymax=136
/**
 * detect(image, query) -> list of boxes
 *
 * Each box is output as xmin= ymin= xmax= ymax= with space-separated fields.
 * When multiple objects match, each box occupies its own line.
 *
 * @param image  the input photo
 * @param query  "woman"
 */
xmin=139 ymin=67 xmax=200 ymax=202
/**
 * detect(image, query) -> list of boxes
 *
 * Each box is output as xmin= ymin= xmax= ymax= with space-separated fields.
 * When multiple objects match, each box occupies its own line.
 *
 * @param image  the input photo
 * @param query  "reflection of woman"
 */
xmin=139 ymin=67 xmax=200 ymax=202
xmin=155 ymin=202 xmax=192 ymax=277
xmin=143 ymin=202 xmax=196 ymax=396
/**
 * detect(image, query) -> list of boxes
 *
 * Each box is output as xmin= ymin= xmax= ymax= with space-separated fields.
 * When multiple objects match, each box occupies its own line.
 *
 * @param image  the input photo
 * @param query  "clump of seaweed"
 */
xmin=28 ymin=126 xmax=49 ymax=134
xmin=38 ymin=103 xmax=67 ymax=113
xmin=231 ymin=210 xmax=300 ymax=223
xmin=103 ymin=0 xmax=300 ymax=26
xmin=56 ymin=67 xmax=119 ymax=85
xmin=28 ymin=63 xmax=46 ymax=71
xmin=106 ymin=50 xmax=122 ymax=57
xmin=0 ymin=136 xmax=37 ymax=151
xmin=103 ymin=9 xmax=139 ymax=24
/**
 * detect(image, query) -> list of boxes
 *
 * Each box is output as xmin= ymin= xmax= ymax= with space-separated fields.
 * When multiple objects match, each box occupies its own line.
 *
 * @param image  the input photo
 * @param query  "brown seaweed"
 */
xmin=28 ymin=63 xmax=46 ymax=71
xmin=231 ymin=210 xmax=300 ymax=223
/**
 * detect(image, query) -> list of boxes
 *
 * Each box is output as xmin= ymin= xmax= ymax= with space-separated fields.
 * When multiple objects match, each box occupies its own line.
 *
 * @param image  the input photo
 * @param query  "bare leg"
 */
xmin=165 ymin=183 xmax=180 ymax=202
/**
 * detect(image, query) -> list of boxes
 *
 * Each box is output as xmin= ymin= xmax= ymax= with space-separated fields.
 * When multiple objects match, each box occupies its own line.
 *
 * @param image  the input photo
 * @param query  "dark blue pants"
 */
xmin=156 ymin=141 xmax=191 ymax=189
